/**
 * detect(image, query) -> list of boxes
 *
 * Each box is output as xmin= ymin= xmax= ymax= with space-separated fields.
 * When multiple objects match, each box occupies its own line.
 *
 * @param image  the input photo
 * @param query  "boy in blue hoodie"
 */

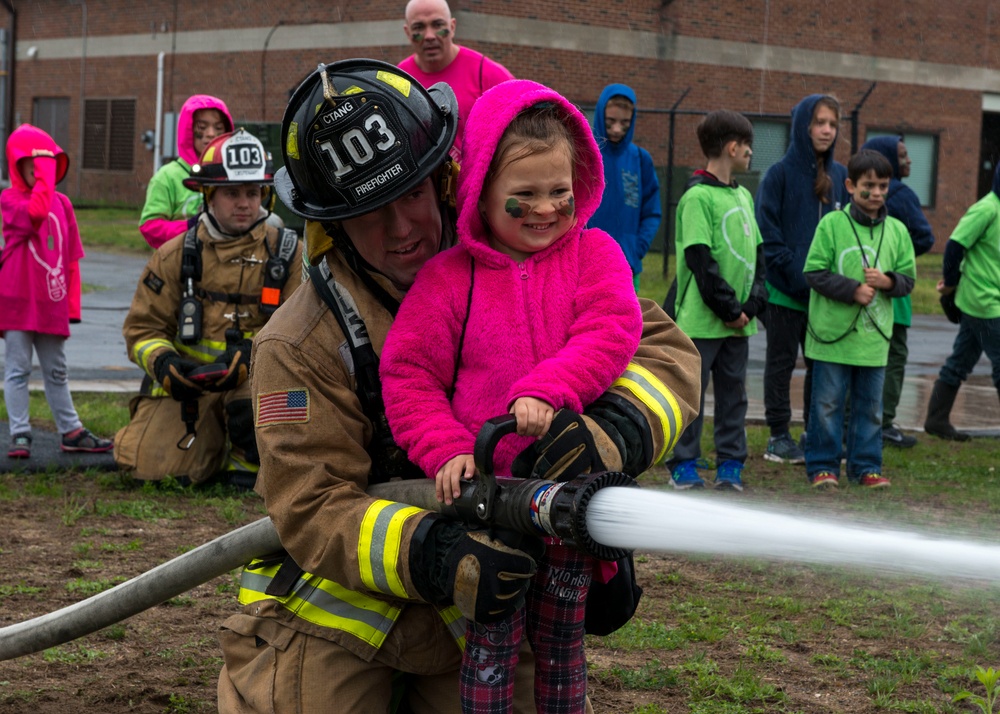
xmin=756 ymin=94 xmax=849 ymax=464
xmin=859 ymin=135 xmax=936 ymax=448
xmin=590 ymin=84 xmax=661 ymax=291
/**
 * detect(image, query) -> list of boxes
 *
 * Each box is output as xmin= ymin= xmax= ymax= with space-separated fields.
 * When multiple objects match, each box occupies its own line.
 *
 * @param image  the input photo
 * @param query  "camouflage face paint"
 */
xmin=411 ymin=32 xmax=424 ymax=42
xmin=860 ymin=191 xmax=871 ymax=199
xmin=435 ymin=28 xmax=450 ymax=38
xmin=556 ymin=196 xmax=575 ymax=217
xmin=505 ymin=198 xmax=529 ymax=218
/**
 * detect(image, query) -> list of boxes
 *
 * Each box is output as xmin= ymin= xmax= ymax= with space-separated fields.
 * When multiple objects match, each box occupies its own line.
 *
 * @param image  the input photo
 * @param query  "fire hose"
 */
xmin=0 ymin=460 xmax=633 ymax=661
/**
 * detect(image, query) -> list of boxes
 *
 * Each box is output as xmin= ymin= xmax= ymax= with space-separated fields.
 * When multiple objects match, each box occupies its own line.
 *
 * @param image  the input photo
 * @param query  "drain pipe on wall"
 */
xmin=154 ymin=51 xmax=164 ymax=173
xmin=71 ymin=0 xmax=87 ymax=197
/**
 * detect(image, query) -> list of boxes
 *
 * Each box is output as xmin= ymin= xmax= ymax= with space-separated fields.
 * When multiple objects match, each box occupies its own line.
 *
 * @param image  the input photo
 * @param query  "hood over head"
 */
xmin=457 ymin=79 xmax=605 ymax=250
xmin=6 ymin=124 xmax=69 ymax=193
xmin=787 ymin=94 xmax=841 ymax=172
xmin=860 ymin=134 xmax=902 ymax=179
xmin=592 ymin=83 xmax=637 ymax=149
xmin=176 ymin=94 xmax=234 ymax=166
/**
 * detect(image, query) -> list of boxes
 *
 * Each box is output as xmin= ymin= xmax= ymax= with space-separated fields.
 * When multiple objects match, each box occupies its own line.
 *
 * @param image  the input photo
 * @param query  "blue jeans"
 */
xmin=806 ymin=360 xmax=884 ymax=483
xmin=939 ymin=314 xmax=1000 ymax=388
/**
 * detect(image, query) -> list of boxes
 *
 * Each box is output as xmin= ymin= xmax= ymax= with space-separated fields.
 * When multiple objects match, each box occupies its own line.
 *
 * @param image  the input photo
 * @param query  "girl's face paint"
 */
xmin=482 ymin=143 xmax=577 ymax=262
xmin=505 ymin=198 xmax=529 ymax=218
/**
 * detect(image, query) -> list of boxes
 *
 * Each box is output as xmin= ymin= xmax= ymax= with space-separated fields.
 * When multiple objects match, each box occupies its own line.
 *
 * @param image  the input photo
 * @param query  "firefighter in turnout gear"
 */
xmin=115 ymin=129 xmax=303 ymax=488
xmin=216 ymin=59 xmax=701 ymax=713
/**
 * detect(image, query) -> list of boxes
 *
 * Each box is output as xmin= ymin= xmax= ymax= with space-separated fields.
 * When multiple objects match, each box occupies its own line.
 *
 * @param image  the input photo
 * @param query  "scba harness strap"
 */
xmin=308 ymin=261 xmax=424 ymax=485
xmin=177 ymin=225 xmax=298 ymax=343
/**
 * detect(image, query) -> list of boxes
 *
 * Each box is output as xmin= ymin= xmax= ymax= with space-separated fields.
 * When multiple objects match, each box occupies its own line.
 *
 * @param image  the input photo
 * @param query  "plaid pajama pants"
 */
xmin=459 ymin=542 xmax=593 ymax=714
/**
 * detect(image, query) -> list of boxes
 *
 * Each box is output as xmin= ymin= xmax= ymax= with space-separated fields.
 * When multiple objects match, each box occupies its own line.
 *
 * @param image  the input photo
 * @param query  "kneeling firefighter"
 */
xmin=216 ymin=59 xmax=701 ymax=712
xmin=115 ymin=129 xmax=303 ymax=489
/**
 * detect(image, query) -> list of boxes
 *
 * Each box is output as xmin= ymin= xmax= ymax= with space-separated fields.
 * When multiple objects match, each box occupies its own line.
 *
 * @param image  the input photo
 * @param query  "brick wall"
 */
xmin=5 ymin=0 xmax=995 ymax=247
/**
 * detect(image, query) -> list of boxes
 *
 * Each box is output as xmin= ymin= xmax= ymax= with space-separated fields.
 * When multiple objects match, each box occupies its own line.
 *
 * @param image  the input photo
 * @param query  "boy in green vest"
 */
xmin=803 ymin=150 xmax=916 ymax=488
xmin=667 ymin=110 xmax=767 ymax=491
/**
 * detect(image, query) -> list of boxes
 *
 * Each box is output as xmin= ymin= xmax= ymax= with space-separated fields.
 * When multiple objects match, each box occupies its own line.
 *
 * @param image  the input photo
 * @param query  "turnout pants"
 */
xmin=217 ymin=604 xmax=539 ymax=714
xmin=113 ymin=381 xmax=252 ymax=483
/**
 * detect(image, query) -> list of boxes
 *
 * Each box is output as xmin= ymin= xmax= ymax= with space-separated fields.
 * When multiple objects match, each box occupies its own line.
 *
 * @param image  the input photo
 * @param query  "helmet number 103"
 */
xmin=318 ymin=113 xmax=397 ymax=179
xmin=225 ymin=144 xmax=264 ymax=170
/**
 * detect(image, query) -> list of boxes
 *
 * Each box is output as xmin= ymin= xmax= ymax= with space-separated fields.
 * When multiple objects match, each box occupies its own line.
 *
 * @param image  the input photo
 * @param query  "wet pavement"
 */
xmin=0 ymin=250 xmax=147 ymax=393
xmin=1 ymin=250 xmax=998 ymax=435
xmin=734 ymin=314 xmax=1000 ymax=436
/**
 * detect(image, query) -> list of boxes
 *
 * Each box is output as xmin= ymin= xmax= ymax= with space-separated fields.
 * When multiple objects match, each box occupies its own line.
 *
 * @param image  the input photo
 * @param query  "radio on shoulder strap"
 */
xmin=261 ymin=228 xmax=299 ymax=314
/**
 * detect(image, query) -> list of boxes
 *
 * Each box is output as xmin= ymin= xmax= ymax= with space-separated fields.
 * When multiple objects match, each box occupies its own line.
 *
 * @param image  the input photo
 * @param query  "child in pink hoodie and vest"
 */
xmin=0 ymin=124 xmax=113 ymax=458
xmin=382 ymin=80 xmax=642 ymax=713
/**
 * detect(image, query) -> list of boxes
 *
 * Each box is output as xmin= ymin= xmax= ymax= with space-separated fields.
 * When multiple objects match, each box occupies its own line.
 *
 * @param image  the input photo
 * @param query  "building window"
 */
xmin=749 ymin=120 xmax=789 ymax=177
xmin=83 ymin=98 xmax=135 ymax=171
xmin=33 ymin=97 xmax=71 ymax=154
xmin=865 ymin=131 xmax=938 ymax=208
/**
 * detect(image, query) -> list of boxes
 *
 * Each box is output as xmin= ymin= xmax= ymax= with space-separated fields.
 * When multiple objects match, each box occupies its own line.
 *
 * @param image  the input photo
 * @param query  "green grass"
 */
xmin=0 ymin=391 xmax=132 ymax=438
xmin=75 ymin=206 xmax=149 ymax=255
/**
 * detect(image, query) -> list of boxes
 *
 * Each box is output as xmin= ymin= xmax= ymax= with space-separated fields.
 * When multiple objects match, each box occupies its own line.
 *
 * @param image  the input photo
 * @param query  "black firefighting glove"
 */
xmin=153 ymin=352 xmax=205 ymax=402
xmin=510 ymin=409 xmax=624 ymax=481
xmin=225 ymin=399 xmax=259 ymax=464
xmin=411 ymin=518 xmax=538 ymax=624
xmin=206 ymin=338 xmax=252 ymax=392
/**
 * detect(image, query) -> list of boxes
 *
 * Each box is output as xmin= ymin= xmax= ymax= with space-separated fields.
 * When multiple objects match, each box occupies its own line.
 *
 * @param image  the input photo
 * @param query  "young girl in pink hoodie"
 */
xmin=0 ymin=124 xmax=113 ymax=458
xmin=382 ymin=80 xmax=642 ymax=713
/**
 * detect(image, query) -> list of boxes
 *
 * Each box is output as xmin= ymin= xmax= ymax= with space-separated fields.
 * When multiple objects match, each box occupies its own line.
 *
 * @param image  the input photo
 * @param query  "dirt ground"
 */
xmin=0 ymin=468 xmax=993 ymax=713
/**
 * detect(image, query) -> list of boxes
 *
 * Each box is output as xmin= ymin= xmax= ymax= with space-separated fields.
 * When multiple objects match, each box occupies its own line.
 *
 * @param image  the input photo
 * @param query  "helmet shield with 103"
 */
xmin=183 ymin=128 xmax=275 ymax=191
xmin=274 ymin=58 xmax=458 ymax=222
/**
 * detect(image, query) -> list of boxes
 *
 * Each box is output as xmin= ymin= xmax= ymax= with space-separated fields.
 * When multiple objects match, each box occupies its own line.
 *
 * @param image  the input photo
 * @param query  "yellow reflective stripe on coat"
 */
xmin=238 ymin=561 xmax=399 ymax=647
xmin=175 ymin=338 xmax=226 ymax=363
xmin=358 ymin=500 xmax=423 ymax=598
xmin=613 ymin=361 xmax=683 ymax=461
xmin=133 ymin=338 xmax=174 ymax=375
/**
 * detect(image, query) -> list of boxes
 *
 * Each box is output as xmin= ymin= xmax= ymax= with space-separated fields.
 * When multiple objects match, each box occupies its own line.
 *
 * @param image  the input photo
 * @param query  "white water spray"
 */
xmin=587 ymin=488 xmax=1000 ymax=582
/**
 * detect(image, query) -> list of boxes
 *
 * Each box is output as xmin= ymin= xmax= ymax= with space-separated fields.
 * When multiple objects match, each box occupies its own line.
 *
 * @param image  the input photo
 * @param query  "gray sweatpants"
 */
xmin=4 ymin=330 xmax=82 ymax=436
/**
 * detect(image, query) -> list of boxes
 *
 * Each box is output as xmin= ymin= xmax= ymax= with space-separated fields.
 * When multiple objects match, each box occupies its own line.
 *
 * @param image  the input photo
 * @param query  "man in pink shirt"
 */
xmin=398 ymin=0 xmax=513 ymax=161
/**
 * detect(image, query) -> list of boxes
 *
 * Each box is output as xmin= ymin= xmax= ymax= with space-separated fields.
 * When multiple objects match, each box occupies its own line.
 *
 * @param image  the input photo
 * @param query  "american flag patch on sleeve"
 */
xmin=256 ymin=389 xmax=310 ymax=426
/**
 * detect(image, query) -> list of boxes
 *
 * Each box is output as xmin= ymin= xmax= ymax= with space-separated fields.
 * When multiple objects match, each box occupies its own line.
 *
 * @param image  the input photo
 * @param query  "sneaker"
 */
xmin=714 ymin=460 xmax=744 ymax=492
xmin=883 ymin=426 xmax=917 ymax=449
xmin=61 ymin=428 xmax=113 ymax=453
xmin=859 ymin=472 xmax=891 ymax=488
xmin=7 ymin=433 xmax=31 ymax=459
xmin=669 ymin=460 xmax=706 ymax=490
xmin=810 ymin=471 xmax=839 ymax=489
xmin=764 ymin=433 xmax=805 ymax=464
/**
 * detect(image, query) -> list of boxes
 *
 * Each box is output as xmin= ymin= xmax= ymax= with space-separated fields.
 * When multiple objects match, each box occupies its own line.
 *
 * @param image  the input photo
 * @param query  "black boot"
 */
xmin=924 ymin=380 xmax=971 ymax=441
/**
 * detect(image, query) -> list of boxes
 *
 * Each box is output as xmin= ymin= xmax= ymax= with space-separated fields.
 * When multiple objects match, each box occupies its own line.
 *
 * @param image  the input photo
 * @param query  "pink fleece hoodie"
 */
xmin=381 ymin=79 xmax=642 ymax=478
xmin=0 ymin=124 xmax=83 ymax=337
